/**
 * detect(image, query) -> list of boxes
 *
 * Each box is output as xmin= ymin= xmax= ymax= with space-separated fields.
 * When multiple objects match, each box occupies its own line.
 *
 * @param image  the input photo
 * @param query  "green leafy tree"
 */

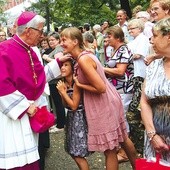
xmin=27 ymin=0 xmax=150 ymax=30
xmin=0 ymin=0 xmax=6 ymax=24
xmin=130 ymin=0 xmax=150 ymax=10
xmin=0 ymin=0 xmax=5 ymax=13
xmin=68 ymin=0 xmax=116 ymax=26
xmin=27 ymin=0 xmax=70 ymax=30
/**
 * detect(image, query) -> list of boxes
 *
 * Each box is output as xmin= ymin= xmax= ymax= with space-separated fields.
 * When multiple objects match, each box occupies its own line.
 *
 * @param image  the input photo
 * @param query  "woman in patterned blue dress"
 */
xmin=56 ymin=59 xmax=91 ymax=170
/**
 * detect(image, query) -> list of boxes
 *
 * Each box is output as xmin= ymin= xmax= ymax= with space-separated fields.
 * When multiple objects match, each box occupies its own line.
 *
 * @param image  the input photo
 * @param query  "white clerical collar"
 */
xmin=16 ymin=34 xmax=30 ymax=47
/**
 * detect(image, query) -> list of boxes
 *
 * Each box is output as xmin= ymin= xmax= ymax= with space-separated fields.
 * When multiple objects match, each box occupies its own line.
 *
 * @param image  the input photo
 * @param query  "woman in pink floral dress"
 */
xmin=60 ymin=27 xmax=136 ymax=170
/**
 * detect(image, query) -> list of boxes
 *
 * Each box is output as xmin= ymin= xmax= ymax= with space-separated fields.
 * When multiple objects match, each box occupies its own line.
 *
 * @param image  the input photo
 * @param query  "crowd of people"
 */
xmin=0 ymin=0 xmax=170 ymax=169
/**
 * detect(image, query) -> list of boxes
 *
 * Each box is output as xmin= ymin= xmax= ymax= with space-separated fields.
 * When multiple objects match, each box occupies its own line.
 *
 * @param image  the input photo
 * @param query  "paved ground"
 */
xmin=45 ymin=131 xmax=133 ymax=170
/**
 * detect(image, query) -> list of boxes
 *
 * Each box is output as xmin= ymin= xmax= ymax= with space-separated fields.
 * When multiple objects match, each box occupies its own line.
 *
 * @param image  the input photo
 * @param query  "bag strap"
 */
xmin=156 ymin=153 xmax=161 ymax=164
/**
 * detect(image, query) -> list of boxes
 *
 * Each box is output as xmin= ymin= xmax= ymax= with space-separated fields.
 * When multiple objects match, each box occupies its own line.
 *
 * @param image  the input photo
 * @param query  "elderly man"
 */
xmin=116 ymin=9 xmax=133 ymax=43
xmin=0 ymin=11 xmax=68 ymax=170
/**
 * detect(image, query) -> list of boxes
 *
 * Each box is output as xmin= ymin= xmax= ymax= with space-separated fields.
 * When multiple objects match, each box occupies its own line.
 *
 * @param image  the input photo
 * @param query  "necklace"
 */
xmin=111 ymin=44 xmax=126 ymax=59
xmin=65 ymin=78 xmax=73 ymax=88
xmin=12 ymin=38 xmax=38 ymax=85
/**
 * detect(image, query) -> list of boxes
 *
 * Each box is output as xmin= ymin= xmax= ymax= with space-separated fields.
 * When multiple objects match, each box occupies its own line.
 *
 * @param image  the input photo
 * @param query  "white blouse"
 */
xmin=127 ymin=33 xmax=150 ymax=78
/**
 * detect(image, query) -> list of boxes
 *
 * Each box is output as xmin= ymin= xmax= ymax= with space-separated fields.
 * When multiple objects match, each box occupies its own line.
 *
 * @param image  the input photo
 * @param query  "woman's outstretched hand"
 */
xmin=55 ymin=53 xmax=72 ymax=63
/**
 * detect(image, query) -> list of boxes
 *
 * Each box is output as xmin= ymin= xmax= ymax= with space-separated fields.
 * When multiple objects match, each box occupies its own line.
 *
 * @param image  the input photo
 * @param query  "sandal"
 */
xmin=117 ymin=149 xmax=129 ymax=163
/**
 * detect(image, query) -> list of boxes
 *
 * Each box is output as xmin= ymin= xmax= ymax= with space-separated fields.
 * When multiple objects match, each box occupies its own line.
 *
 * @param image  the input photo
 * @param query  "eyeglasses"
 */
xmin=128 ymin=27 xmax=138 ymax=31
xmin=30 ymin=27 xmax=44 ymax=35
xmin=136 ymin=17 xmax=145 ymax=19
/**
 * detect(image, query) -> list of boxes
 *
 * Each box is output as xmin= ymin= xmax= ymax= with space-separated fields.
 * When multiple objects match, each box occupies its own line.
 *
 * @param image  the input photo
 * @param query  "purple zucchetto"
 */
xmin=17 ymin=11 xmax=37 ymax=26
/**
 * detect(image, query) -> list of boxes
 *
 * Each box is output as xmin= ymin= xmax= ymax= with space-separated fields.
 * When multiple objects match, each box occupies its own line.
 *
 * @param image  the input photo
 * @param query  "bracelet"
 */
xmin=149 ymin=133 xmax=157 ymax=141
xmin=147 ymin=131 xmax=156 ymax=141
xmin=147 ymin=131 xmax=156 ymax=135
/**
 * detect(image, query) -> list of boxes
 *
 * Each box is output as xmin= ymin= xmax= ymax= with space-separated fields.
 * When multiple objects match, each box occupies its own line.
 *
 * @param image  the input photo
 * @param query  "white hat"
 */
xmin=136 ymin=11 xmax=150 ymax=20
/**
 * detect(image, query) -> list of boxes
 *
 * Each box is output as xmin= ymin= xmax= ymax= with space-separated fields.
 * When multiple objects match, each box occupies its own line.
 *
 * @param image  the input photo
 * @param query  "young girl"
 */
xmin=56 ymin=59 xmax=91 ymax=170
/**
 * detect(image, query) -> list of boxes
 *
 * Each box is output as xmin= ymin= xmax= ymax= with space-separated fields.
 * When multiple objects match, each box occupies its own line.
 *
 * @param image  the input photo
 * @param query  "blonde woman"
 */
xmin=60 ymin=27 xmax=136 ymax=170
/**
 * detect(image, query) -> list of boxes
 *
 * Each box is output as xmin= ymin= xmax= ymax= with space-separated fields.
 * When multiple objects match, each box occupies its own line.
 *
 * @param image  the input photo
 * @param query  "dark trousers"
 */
xmin=38 ymin=130 xmax=50 ymax=170
xmin=127 ymin=76 xmax=145 ymax=155
xmin=49 ymin=83 xmax=66 ymax=128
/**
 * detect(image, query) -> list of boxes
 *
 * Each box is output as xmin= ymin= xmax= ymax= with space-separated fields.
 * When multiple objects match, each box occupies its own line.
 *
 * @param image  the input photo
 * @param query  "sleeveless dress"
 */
xmin=144 ymin=59 xmax=170 ymax=161
xmin=75 ymin=51 xmax=128 ymax=152
xmin=65 ymin=85 xmax=91 ymax=157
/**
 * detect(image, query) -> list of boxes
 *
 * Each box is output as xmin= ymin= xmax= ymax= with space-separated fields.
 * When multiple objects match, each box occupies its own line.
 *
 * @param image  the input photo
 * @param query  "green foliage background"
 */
xmin=0 ymin=0 xmax=6 ymax=23
xmin=0 ymin=0 xmax=150 ymax=29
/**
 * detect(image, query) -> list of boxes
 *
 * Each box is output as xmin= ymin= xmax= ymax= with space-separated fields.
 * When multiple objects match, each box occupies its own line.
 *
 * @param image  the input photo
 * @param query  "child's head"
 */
xmin=61 ymin=58 xmax=75 ymax=78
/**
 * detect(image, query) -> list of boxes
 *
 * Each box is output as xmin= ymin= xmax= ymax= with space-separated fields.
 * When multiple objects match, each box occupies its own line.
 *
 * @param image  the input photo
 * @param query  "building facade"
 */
xmin=3 ymin=0 xmax=36 ymax=27
xmin=3 ymin=0 xmax=24 ymax=11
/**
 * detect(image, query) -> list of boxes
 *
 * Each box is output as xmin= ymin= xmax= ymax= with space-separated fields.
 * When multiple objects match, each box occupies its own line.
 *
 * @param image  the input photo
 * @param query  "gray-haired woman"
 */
xmin=141 ymin=17 xmax=170 ymax=161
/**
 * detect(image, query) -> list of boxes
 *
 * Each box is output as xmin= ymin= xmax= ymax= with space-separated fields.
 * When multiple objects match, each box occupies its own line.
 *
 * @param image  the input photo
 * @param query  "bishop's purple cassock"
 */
xmin=0 ymin=34 xmax=61 ymax=169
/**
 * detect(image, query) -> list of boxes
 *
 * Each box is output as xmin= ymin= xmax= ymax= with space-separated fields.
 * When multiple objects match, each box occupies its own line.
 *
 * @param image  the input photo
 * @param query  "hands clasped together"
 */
xmin=56 ymin=75 xmax=80 ymax=95
xmin=27 ymin=103 xmax=37 ymax=117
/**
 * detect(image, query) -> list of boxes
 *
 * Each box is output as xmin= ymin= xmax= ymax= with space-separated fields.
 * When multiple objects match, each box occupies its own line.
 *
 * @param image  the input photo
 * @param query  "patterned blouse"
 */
xmin=145 ymin=59 xmax=170 ymax=99
xmin=105 ymin=45 xmax=134 ymax=93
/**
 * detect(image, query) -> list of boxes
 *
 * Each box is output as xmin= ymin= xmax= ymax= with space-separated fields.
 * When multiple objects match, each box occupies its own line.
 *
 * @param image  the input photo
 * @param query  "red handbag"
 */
xmin=29 ymin=106 xmax=55 ymax=133
xmin=136 ymin=154 xmax=170 ymax=170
